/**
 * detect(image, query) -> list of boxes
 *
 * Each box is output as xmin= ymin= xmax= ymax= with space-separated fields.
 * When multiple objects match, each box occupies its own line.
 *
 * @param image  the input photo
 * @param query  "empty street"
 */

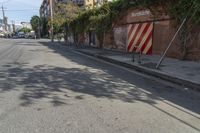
xmin=0 ymin=39 xmax=200 ymax=133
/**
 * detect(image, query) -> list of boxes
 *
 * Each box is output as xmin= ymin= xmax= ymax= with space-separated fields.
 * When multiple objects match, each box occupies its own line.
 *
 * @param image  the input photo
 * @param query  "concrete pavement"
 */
xmin=0 ymin=39 xmax=200 ymax=133
xmin=75 ymin=47 xmax=200 ymax=90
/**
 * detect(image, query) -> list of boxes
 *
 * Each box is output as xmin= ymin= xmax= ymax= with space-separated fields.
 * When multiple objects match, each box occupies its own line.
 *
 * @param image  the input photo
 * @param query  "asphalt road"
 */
xmin=0 ymin=39 xmax=200 ymax=133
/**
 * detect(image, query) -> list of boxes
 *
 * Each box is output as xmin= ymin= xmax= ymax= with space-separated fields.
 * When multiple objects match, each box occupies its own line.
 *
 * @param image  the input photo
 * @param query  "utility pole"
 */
xmin=50 ymin=0 xmax=54 ymax=42
xmin=11 ymin=20 xmax=15 ymax=33
xmin=1 ymin=5 xmax=7 ymax=31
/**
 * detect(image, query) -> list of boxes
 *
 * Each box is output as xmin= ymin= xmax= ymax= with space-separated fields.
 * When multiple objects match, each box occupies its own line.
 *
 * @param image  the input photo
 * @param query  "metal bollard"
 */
xmin=132 ymin=52 xmax=135 ymax=62
xmin=138 ymin=50 xmax=142 ymax=64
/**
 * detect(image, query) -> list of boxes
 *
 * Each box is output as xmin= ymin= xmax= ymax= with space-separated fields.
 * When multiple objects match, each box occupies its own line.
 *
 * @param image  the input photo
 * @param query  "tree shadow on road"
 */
xmin=0 ymin=63 xmax=157 ymax=107
xmin=0 ymin=41 xmax=200 ymax=131
xmin=39 ymin=41 xmax=200 ymax=112
xmin=1 ymin=41 xmax=199 ymax=114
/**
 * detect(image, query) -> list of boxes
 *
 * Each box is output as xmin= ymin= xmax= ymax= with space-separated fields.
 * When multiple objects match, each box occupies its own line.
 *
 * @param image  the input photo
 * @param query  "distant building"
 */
xmin=21 ymin=22 xmax=32 ymax=29
xmin=0 ymin=18 xmax=7 ymax=32
xmin=40 ymin=0 xmax=69 ymax=19
xmin=7 ymin=24 xmax=12 ymax=33
xmin=71 ymin=0 xmax=84 ymax=6
xmin=0 ymin=19 xmax=3 ymax=32
xmin=72 ymin=0 xmax=113 ymax=9
xmin=15 ymin=24 xmax=23 ymax=32
xmin=39 ymin=0 xmax=112 ymax=19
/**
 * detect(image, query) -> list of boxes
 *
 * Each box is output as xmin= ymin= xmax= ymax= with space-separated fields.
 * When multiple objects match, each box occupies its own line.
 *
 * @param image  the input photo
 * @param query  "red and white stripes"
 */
xmin=127 ymin=22 xmax=153 ymax=54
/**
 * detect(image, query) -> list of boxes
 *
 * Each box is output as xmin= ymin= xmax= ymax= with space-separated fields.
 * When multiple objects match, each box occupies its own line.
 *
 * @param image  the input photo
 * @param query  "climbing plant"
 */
xmin=169 ymin=0 xmax=200 ymax=59
xmin=69 ymin=0 xmax=131 ymax=47
xmin=70 ymin=0 xmax=200 ymax=33
xmin=51 ymin=2 xmax=81 ymax=42
xmin=53 ymin=0 xmax=200 ymax=52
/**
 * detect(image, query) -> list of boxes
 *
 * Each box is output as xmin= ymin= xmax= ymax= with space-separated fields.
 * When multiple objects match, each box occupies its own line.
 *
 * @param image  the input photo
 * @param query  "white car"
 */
xmin=0 ymin=33 xmax=5 ymax=38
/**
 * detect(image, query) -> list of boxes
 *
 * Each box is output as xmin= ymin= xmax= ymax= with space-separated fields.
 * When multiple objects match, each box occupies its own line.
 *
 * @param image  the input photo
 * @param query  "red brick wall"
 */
xmin=153 ymin=21 xmax=200 ymax=61
xmin=111 ymin=8 xmax=200 ymax=61
xmin=103 ymin=32 xmax=115 ymax=49
xmin=79 ymin=8 xmax=200 ymax=61
xmin=153 ymin=20 xmax=181 ymax=58
xmin=112 ymin=26 xmax=128 ymax=50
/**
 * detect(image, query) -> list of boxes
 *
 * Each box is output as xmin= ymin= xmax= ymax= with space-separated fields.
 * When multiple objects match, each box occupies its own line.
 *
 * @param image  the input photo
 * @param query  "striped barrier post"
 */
xmin=127 ymin=22 xmax=153 ymax=55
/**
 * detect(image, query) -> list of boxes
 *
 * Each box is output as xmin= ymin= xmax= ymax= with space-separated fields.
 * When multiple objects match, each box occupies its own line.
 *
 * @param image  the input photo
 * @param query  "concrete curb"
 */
xmin=76 ymin=49 xmax=200 ymax=91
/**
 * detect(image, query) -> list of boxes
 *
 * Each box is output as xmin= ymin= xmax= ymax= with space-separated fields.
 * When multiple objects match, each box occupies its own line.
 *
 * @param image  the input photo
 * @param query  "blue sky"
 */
xmin=0 ymin=0 xmax=41 ymax=24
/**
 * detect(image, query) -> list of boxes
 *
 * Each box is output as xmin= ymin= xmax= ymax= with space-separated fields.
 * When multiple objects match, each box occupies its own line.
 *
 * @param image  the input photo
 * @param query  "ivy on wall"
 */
xmin=63 ymin=0 xmax=200 ymax=49
xmin=69 ymin=0 xmax=200 ymax=34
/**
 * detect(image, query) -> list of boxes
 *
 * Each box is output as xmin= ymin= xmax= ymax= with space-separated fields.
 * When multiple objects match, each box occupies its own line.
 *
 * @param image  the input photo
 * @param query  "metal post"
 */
xmin=11 ymin=20 xmax=15 ymax=33
xmin=156 ymin=17 xmax=187 ymax=69
xmin=50 ymin=0 xmax=54 ymax=42
xmin=132 ymin=52 xmax=135 ymax=62
xmin=1 ymin=5 xmax=6 ymax=31
xmin=138 ymin=50 xmax=142 ymax=64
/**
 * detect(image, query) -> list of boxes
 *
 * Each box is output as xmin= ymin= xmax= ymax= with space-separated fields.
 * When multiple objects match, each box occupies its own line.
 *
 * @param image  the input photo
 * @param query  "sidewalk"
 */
xmin=75 ymin=47 xmax=200 ymax=90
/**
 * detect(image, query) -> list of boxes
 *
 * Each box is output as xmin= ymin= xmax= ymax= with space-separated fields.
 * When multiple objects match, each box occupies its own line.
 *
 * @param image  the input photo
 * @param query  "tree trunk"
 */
xmin=64 ymin=24 xmax=69 ymax=44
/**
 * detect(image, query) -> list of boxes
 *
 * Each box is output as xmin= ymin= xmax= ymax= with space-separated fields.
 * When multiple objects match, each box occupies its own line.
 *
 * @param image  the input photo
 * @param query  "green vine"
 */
xmin=66 ymin=0 xmax=200 ymax=50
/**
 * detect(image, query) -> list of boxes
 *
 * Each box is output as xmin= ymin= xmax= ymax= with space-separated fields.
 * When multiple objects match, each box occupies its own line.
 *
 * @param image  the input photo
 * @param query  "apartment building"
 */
xmin=40 ymin=0 xmax=50 ymax=18
xmin=21 ymin=22 xmax=32 ymax=29
xmin=40 ymin=0 xmax=69 ymax=18
xmin=40 ymin=0 xmax=113 ymax=19
xmin=72 ymin=0 xmax=108 ymax=8
xmin=71 ymin=0 xmax=84 ymax=6
xmin=0 ymin=19 xmax=3 ymax=32
xmin=0 ymin=17 xmax=9 ymax=32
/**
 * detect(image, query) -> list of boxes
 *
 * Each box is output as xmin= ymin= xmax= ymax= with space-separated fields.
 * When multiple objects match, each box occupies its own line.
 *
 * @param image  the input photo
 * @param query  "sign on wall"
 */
xmin=127 ymin=22 xmax=153 ymax=55
xmin=131 ymin=10 xmax=151 ymax=17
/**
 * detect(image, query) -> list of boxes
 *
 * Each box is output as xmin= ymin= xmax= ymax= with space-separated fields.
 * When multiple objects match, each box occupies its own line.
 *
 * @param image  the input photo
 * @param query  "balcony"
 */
xmin=72 ymin=0 xmax=84 ymax=6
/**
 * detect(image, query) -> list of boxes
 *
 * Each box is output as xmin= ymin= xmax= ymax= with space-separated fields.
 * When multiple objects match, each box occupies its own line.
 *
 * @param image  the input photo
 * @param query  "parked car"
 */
xmin=12 ymin=35 xmax=18 ymax=39
xmin=0 ymin=33 xmax=5 ymax=38
xmin=25 ymin=31 xmax=36 ymax=39
xmin=18 ymin=32 xmax=25 ymax=38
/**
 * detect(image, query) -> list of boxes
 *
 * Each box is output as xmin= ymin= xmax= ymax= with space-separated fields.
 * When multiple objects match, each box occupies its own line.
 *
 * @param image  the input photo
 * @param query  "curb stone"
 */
xmin=76 ymin=49 xmax=200 ymax=91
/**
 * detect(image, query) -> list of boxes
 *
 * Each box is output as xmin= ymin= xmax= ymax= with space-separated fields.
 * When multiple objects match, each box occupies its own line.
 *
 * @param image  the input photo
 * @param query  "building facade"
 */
xmin=72 ymin=0 xmax=111 ymax=8
xmin=15 ymin=24 xmax=23 ymax=32
xmin=0 ymin=19 xmax=3 ymax=32
xmin=0 ymin=17 xmax=8 ymax=32
xmin=21 ymin=22 xmax=32 ymax=29
xmin=71 ymin=0 xmax=84 ymax=6
xmin=39 ymin=0 xmax=111 ymax=18
xmin=40 ymin=0 xmax=70 ymax=19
